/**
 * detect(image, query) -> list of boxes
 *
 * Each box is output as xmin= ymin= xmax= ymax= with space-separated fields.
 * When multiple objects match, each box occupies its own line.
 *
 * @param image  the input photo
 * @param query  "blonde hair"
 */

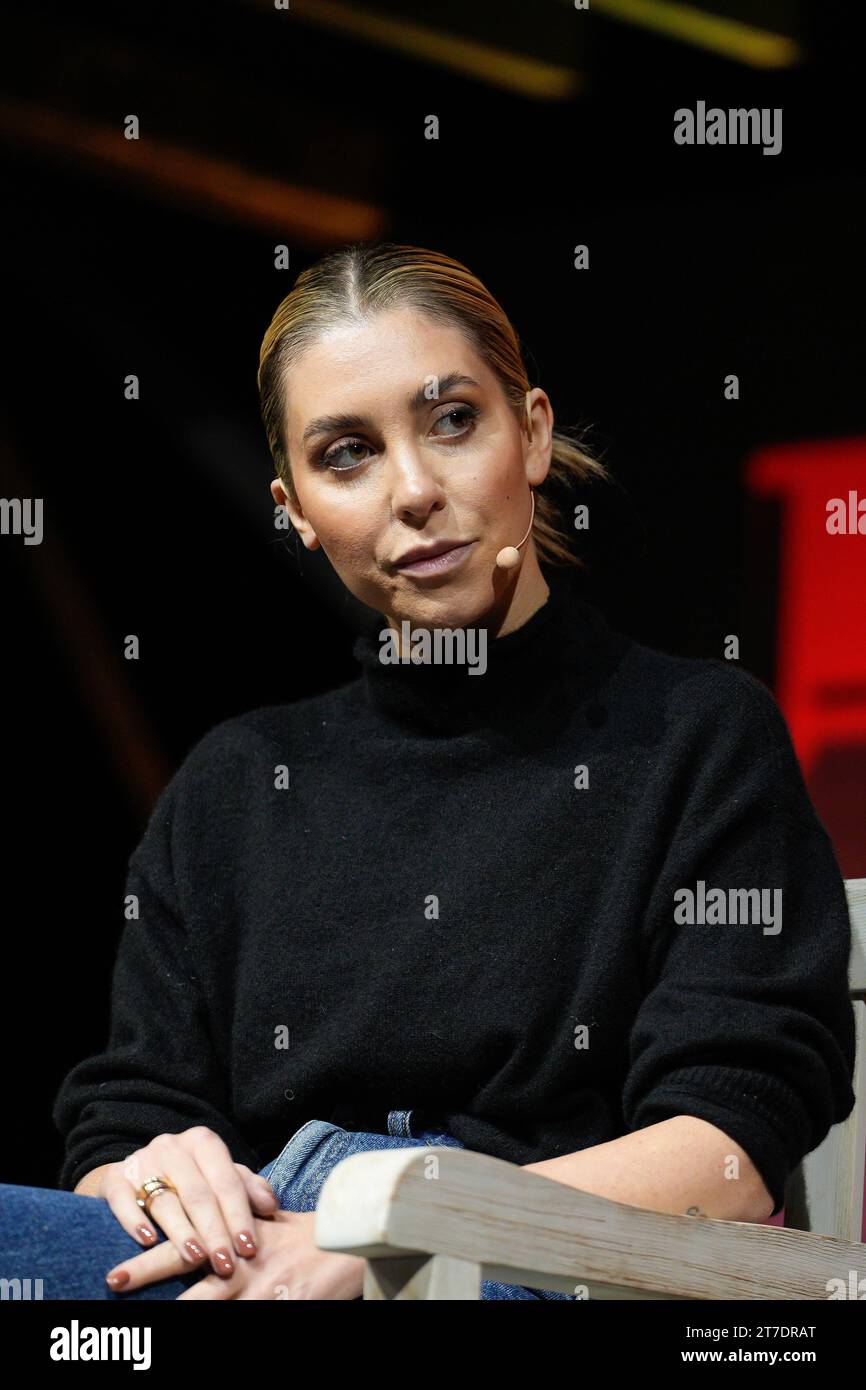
xmin=257 ymin=241 xmax=611 ymax=571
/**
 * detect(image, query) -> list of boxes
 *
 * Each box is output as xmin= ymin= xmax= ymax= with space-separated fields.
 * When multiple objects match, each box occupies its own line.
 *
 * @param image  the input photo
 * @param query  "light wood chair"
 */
xmin=314 ymin=878 xmax=866 ymax=1299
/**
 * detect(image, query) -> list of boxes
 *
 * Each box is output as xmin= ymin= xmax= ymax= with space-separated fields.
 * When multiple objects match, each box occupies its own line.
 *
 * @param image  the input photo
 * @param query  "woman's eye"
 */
xmin=319 ymin=440 xmax=373 ymax=471
xmin=316 ymin=405 xmax=479 ymax=473
xmin=433 ymin=405 xmax=479 ymax=437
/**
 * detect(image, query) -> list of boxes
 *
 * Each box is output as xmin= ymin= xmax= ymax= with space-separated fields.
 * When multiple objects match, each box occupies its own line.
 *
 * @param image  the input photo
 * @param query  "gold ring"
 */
xmin=135 ymin=1175 xmax=178 ymax=1214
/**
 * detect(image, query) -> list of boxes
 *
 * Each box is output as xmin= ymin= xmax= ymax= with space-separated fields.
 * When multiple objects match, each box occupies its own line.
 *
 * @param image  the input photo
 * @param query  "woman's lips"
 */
xmin=394 ymin=540 xmax=477 ymax=576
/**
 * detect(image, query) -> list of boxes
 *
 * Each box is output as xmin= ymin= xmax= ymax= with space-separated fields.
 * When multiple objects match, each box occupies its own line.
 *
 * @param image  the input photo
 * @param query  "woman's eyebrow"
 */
xmin=300 ymin=371 xmax=481 ymax=447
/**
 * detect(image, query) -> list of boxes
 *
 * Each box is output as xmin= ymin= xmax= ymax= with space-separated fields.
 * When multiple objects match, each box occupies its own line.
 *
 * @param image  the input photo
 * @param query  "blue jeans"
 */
xmin=0 ymin=1111 xmax=573 ymax=1300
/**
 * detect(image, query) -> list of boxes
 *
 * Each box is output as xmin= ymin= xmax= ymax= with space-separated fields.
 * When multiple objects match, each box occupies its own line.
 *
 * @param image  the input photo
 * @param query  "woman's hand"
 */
xmin=99 ymin=1126 xmax=278 ymax=1280
xmin=105 ymin=1210 xmax=367 ymax=1300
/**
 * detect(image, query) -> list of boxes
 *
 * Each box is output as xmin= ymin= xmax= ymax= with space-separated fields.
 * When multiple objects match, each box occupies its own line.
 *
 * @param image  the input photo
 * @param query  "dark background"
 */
xmin=1 ymin=0 xmax=863 ymax=1188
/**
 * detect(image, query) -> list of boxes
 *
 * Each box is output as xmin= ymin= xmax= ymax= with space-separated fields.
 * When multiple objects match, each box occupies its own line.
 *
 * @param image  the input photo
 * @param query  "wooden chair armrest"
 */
xmin=313 ymin=1146 xmax=865 ymax=1299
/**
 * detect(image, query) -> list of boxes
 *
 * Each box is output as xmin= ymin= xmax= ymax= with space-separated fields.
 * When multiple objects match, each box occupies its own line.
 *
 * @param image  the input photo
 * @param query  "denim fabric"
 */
xmin=261 ymin=1109 xmax=575 ymax=1301
xmin=0 ymin=1111 xmax=574 ymax=1300
xmin=0 ymin=1181 xmax=203 ymax=1301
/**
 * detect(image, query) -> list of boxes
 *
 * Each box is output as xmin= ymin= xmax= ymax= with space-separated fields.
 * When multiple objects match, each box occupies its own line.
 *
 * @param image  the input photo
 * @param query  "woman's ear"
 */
xmin=269 ymin=477 xmax=322 ymax=550
xmin=524 ymin=389 xmax=555 ymax=488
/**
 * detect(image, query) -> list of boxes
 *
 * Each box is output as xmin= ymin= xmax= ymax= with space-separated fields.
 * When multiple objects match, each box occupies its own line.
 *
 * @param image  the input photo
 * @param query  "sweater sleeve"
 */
xmin=52 ymin=752 xmax=262 ymax=1192
xmin=621 ymin=666 xmax=857 ymax=1217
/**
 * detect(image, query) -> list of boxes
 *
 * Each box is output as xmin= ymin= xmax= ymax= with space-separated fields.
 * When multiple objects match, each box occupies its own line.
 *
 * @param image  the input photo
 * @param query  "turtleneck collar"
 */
xmin=351 ymin=569 xmax=631 ymax=740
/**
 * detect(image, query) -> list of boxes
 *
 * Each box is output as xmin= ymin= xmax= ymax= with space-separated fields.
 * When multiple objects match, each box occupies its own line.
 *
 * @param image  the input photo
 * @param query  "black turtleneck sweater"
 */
xmin=53 ymin=571 xmax=857 ymax=1214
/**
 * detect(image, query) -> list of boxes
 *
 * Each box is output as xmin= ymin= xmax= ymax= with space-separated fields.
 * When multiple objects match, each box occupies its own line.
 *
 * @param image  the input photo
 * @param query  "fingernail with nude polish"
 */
xmin=183 ymin=1238 xmax=206 ymax=1263
xmin=106 ymin=1269 xmax=129 ymax=1289
xmin=212 ymin=1247 xmax=235 ymax=1277
xmin=236 ymin=1231 xmax=257 ymax=1256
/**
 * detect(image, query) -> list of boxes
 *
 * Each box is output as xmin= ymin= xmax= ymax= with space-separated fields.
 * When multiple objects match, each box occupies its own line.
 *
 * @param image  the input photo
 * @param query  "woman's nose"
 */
xmin=386 ymin=451 xmax=446 ymax=522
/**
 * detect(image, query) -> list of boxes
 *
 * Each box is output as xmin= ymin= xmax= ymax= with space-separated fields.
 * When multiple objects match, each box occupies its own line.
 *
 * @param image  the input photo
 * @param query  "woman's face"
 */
xmin=270 ymin=306 xmax=554 ymax=631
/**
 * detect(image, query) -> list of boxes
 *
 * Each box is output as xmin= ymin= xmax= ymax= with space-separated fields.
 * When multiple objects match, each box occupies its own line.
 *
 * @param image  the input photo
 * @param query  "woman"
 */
xmin=3 ymin=242 xmax=856 ymax=1300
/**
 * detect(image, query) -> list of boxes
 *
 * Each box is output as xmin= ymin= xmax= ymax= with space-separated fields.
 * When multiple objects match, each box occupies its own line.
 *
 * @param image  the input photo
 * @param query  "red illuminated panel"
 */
xmin=746 ymin=437 xmax=866 ymax=798
xmin=747 ymin=438 xmax=865 ymax=1235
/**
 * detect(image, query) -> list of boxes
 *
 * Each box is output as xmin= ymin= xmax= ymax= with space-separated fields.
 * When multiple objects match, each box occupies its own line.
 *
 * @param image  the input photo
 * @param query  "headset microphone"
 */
xmin=495 ymin=489 xmax=536 ymax=570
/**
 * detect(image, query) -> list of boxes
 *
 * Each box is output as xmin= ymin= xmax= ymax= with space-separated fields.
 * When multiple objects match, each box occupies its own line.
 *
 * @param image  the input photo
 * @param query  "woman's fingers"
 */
xmin=236 ymin=1165 xmax=279 ymax=1217
xmin=109 ymin=1139 xmax=234 ymax=1275
xmin=142 ymin=1137 xmax=241 ymax=1276
xmin=191 ymin=1136 xmax=272 ymax=1262
xmin=99 ymin=1165 xmax=165 ymax=1252
xmin=144 ymin=1185 xmax=214 ymax=1268
xmin=102 ymin=1164 xmax=207 ymax=1267
xmin=105 ymin=1237 xmax=189 ymax=1293
xmin=101 ymin=1132 xmax=278 ymax=1282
